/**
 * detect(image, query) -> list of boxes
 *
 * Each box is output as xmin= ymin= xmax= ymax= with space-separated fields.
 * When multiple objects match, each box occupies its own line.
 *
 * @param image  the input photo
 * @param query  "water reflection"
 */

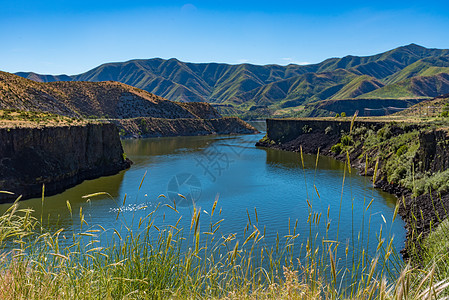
xmin=0 ymin=171 xmax=126 ymax=232
xmin=247 ymin=120 xmax=267 ymax=132
xmin=124 ymin=135 xmax=212 ymax=157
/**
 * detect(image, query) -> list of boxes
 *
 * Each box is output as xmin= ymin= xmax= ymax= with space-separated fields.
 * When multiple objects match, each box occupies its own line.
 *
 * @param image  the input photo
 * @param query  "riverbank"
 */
xmin=256 ymin=117 xmax=449 ymax=259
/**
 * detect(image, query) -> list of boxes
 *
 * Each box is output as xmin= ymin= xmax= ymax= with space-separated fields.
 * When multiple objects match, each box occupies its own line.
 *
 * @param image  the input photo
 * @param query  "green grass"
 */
xmin=384 ymin=57 xmax=449 ymax=85
xmin=356 ymin=82 xmax=416 ymax=99
xmin=422 ymin=219 xmax=449 ymax=282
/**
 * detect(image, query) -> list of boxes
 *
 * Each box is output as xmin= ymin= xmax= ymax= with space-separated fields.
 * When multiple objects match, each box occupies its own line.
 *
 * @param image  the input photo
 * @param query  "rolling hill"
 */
xmin=15 ymin=44 xmax=449 ymax=117
xmin=0 ymin=71 xmax=221 ymax=119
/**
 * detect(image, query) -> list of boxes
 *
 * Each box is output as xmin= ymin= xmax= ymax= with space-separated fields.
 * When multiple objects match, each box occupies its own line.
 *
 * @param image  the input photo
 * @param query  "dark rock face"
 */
xmin=264 ymin=118 xmax=384 ymax=145
xmin=112 ymin=117 xmax=258 ymax=138
xmin=0 ymin=123 xmax=131 ymax=202
xmin=256 ymin=118 xmax=390 ymax=156
xmin=416 ymin=129 xmax=449 ymax=173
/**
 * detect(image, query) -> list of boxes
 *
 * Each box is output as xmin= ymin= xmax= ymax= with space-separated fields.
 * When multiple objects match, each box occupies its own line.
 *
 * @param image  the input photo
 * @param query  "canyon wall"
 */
xmin=416 ymin=129 xmax=449 ymax=173
xmin=265 ymin=118 xmax=387 ymax=145
xmin=0 ymin=123 xmax=131 ymax=202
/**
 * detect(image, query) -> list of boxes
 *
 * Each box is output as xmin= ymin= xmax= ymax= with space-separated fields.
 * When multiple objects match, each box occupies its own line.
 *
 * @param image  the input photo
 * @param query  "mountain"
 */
xmin=360 ymin=73 xmax=449 ymax=99
xmin=384 ymin=56 xmax=449 ymax=84
xmin=16 ymin=44 xmax=449 ymax=117
xmin=0 ymin=71 xmax=222 ymax=119
xmin=297 ymin=98 xmax=423 ymax=118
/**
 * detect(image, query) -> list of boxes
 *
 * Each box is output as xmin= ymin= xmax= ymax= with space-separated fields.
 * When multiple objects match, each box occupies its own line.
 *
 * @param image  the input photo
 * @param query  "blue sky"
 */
xmin=1 ymin=0 xmax=449 ymax=75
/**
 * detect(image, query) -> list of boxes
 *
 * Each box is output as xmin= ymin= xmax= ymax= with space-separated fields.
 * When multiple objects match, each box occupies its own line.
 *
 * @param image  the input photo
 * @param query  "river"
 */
xmin=0 ymin=122 xmax=406 ymax=272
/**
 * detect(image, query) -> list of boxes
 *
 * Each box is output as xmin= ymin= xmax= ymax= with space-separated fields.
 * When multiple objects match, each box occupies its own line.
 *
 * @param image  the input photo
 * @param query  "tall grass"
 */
xmin=0 ymin=154 xmax=448 ymax=299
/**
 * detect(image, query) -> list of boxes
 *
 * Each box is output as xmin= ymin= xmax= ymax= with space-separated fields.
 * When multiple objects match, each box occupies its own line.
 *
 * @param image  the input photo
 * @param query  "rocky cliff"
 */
xmin=416 ymin=128 xmax=449 ymax=173
xmin=0 ymin=123 xmax=131 ymax=202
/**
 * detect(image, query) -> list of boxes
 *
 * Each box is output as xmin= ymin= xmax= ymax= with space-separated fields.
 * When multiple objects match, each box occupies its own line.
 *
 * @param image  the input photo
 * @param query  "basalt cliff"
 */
xmin=0 ymin=122 xmax=131 ymax=202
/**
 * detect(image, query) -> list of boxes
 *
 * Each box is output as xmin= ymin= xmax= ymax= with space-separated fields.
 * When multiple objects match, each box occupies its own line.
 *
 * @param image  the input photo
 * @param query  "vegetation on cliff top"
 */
xmin=0 ymin=109 xmax=86 ymax=128
xmin=330 ymin=116 xmax=449 ymax=196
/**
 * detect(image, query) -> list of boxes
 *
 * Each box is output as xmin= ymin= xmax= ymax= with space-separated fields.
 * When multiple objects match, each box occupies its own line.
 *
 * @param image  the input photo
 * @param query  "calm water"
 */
xmin=1 ymin=124 xmax=405 ymax=270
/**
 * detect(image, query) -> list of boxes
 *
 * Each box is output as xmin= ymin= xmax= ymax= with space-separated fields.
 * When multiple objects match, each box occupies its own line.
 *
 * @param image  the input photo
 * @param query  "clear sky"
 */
xmin=2 ymin=0 xmax=449 ymax=75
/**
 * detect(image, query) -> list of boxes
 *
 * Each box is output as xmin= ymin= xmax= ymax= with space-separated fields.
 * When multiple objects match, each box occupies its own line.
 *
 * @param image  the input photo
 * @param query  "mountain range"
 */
xmin=15 ymin=44 xmax=449 ymax=117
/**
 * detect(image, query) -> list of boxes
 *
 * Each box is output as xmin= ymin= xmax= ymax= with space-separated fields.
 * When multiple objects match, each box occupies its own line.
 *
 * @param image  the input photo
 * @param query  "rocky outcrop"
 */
xmin=0 ymin=71 xmax=257 ymax=138
xmin=112 ymin=117 xmax=258 ymax=138
xmin=0 ymin=123 xmax=131 ymax=202
xmin=416 ymin=129 xmax=449 ymax=173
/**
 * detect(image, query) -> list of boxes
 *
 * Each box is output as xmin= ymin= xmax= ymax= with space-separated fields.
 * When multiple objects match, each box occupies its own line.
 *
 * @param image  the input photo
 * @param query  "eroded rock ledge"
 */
xmin=0 ymin=123 xmax=131 ymax=202
xmin=111 ymin=117 xmax=258 ymax=138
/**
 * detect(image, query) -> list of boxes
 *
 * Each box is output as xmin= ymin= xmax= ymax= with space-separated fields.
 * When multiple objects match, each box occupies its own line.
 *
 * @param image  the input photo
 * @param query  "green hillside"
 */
xmin=384 ymin=56 xmax=449 ymax=84
xmin=238 ymin=69 xmax=359 ymax=108
xmin=361 ymin=73 xmax=449 ymax=99
xmin=330 ymin=75 xmax=384 ymax=99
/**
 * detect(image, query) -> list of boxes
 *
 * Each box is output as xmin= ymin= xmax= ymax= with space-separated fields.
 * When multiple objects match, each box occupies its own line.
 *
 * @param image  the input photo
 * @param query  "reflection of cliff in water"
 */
xmin=263 ymin=147 xmax=397 ymax=208
xmin=263 ymin=147 xmax=345 ymax=171
xmin=122 ymin=135 xmax=220 ymax=158
xmin=0 ymin=170 xmax=126 ymax=232
xmin=247 ymin=120 xmax=267 ymax=132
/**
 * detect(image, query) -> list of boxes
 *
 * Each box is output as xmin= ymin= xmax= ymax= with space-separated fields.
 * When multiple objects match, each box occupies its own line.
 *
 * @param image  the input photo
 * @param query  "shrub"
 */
xmin=341 ymin=135 xmax=352 ymax=146
xmin=396 ymin=145 xmax=408 ymax=156
xmin=352 ymin=125 xmax=367 ymax=136
xmin=331 ymin=143 xmax=342 ymax=154
xmin=377 ymin=126 xmax=392 ymax=141
xmin=302 ymin=125 xmax=312 ymax=133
